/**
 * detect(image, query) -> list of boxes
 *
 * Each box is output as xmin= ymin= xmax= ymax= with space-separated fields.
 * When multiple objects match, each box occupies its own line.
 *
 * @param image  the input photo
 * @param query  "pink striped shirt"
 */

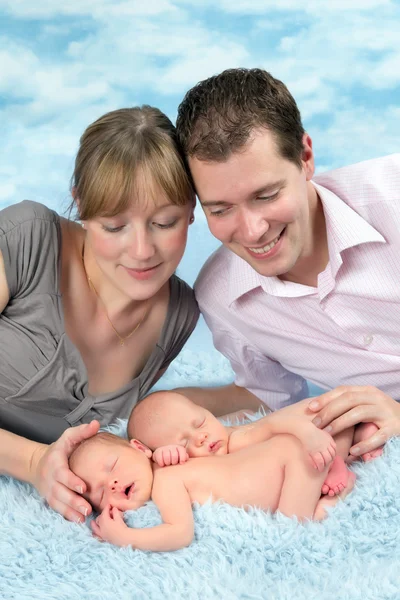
xmin=195 ymin=154 xmax=400 ymax=410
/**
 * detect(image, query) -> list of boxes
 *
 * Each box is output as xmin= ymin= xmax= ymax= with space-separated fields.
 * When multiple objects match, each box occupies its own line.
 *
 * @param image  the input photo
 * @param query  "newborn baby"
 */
xmin=69 ymin=431 xmax=355 ymax=552
xmin=128 ymin=391 xmax=380 ymax=496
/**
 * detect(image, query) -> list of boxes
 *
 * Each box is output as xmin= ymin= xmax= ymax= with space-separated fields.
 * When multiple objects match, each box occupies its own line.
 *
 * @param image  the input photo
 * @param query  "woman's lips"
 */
xmin=124 ymin=264 xmax=161 ymax=281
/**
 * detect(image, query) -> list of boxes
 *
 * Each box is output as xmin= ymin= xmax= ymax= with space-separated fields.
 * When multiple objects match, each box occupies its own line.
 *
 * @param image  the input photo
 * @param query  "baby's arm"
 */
xmin=230 ymin=410 xmax=336 ymax=471
xmin=92 ymin=469 xmax=194 ymax=552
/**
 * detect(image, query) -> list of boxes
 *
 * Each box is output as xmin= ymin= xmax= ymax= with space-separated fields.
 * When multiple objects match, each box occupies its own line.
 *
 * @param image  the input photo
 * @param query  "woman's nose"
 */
xmin=127 ymin=229 xmax=156 ymax=261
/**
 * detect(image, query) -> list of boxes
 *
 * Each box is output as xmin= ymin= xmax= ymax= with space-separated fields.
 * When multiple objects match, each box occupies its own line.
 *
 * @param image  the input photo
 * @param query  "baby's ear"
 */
xmin=130 ymin=438 xmax=152 ymax=458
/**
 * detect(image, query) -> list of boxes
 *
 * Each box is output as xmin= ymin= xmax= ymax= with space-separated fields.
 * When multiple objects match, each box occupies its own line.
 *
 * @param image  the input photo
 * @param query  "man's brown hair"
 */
xmin=176 ymin=68 xmax=305 ymax=167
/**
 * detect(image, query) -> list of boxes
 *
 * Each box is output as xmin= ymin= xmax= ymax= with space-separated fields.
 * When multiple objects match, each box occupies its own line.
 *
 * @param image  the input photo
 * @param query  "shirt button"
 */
xmin=363 ymin=334 xmax=373 ymax=346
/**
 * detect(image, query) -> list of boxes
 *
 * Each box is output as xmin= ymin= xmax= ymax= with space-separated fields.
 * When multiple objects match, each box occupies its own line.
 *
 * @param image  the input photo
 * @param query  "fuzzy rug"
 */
xmin=1 ymin=350 xmax=399 ymax=600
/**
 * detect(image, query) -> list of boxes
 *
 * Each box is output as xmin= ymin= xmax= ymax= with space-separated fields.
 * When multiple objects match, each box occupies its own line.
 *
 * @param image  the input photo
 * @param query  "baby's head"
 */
xmin=128 ymin=391 xmax=229 ymax=457
xmin=69 ymin=432 xmax=153 ymax=512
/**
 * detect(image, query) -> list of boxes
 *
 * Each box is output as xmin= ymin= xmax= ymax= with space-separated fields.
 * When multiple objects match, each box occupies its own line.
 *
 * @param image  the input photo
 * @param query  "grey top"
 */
xmin=0 ymin=201 xmax=199 ymax=443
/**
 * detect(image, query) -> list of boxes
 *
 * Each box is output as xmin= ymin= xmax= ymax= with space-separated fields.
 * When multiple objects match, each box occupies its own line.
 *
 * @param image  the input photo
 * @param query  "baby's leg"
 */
xmin=353 ymin=422 xmax=383 ymax=462
xmin=313 ymin=472 xmax=356 ymax=521
xmin=321 ymin=427 xmax=354 ymax=497
xmin=273 ymin=398 xmax=355 ymax=497
xmin=276 ymin=435 xmax=332 ymax=521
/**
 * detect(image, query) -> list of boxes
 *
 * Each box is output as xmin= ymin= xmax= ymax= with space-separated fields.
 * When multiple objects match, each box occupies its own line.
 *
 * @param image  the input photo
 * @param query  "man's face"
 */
xmin=189 ymin=129 xmax=317 ymax=281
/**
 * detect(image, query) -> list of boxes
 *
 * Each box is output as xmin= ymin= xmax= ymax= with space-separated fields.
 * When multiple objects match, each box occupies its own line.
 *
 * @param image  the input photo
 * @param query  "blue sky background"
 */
xmin=1 ymin=0 xmax=399 ymax=386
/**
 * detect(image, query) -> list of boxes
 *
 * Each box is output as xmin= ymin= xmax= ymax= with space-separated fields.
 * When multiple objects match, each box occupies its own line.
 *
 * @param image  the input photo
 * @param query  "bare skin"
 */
xmin=70 ymin=433 xmax=355 ymax=552
xmin=0 ymin=182 xmax=193 ymax=523
xmin=129 ymin=391 xmax=379 ymax=497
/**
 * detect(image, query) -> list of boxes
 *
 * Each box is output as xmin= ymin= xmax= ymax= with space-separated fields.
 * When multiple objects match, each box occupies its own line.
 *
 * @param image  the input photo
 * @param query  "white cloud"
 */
xmin=181 ymin=0 xmax=392 ymax=14
xmin=0 ymin=0 xmax=399 ymax=218
xmin=0 ymin=0 xmax=176 ymax=19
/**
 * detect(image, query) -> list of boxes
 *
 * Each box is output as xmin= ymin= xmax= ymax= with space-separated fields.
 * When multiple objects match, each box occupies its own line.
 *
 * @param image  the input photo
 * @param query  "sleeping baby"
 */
xmin=69 ymin=430 xmax=355 ymax=552
xmin=128 ymin=390 xmax=381 ymax=497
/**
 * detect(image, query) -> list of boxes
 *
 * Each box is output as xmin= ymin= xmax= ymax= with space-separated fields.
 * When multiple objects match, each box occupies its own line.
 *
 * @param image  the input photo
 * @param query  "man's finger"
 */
xmin=350 ymin=428 xmax=390 ymax=457
xmin=313 ymin=403 xmax=373 ymax=432
xmin=308 ymin=386 xmax=376 ymax=412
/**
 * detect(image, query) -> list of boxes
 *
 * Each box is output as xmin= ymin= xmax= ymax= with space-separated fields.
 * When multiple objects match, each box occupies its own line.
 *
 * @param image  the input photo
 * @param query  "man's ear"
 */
xmin=130 ymin=438 xmax=152 ymax=458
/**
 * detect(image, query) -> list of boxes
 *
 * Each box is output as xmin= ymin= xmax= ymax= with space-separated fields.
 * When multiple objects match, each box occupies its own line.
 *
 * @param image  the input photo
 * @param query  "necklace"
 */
xmin=87 ymin=275 xmax=148 ymax=346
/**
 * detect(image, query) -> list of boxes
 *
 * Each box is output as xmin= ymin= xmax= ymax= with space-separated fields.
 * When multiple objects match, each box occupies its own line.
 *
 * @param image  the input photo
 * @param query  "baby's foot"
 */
xmin=314 ymin=472 xmax=356 ymax=520
xmin=321 ymin=456 xmax=352 ymax=497
xmin=354 ymin=422 xmax=383 ymax=462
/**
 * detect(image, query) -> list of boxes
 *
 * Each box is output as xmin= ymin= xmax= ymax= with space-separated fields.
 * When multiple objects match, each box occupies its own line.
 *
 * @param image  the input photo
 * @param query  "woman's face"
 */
xmin=82 ymin=183 xmax=193 ymax=301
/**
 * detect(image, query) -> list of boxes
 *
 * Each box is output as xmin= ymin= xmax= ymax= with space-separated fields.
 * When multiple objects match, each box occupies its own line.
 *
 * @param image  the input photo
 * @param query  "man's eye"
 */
xmin=209 ymin=208 xmax=229 ymax=217
xmin=257 ymin=192 xmax=279 ymax=202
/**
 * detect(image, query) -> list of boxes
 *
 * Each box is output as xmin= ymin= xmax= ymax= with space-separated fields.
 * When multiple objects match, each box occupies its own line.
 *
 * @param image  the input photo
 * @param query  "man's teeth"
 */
xmin=249 ymin=233 xmax=281 ymax=254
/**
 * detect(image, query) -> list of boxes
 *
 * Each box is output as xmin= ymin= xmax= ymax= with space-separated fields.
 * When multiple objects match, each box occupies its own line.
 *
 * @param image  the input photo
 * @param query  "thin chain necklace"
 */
xmin=87 ymin=276 xmax=149 ymax=346
xmin=81 ymin=239 xmax=149 ymax=346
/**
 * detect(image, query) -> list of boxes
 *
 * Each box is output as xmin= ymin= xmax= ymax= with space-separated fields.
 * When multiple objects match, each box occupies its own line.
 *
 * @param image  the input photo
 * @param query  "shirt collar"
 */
xmin=228 ymin=180 xmax=386 ymax=305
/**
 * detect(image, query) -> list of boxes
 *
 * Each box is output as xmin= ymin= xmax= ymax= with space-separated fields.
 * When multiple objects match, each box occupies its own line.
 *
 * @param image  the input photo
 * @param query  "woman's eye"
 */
xmin=101 ymin=225 xmax=124 ymax=233
xmin=154 ymin=220 xmax=178 ymax=229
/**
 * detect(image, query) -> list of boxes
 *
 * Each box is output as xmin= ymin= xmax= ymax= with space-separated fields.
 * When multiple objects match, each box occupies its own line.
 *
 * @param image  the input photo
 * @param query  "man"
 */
xmin=174 ymin=68 xmax=400 ymax=457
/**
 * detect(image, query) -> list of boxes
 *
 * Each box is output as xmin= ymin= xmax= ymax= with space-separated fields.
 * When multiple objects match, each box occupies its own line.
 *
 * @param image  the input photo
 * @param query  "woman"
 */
xmin=0 ymin=106 xmax=199 ymax=523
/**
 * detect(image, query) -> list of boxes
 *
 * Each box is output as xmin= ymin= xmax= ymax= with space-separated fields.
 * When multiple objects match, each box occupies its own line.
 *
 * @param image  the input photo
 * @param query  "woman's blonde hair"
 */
xmin=70 ymin=106 xmax=195 ymax=220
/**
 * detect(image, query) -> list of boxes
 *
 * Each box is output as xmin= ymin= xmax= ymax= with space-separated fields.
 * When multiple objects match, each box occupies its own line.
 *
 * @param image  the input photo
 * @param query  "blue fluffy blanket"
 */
xmin=1 ymin=351 xmax=399 ymax=599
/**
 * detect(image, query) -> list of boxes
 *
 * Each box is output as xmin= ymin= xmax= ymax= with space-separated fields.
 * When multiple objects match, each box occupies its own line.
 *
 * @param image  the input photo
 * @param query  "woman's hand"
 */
xmin=29 ymin=420 xmax=100 ymax=523
xmin=308 ymin=386 xmax=400 ymax=458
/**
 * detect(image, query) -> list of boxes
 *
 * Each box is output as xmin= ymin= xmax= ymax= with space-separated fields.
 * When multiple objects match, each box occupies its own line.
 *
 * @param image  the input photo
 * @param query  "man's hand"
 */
xmin=91 ymin=504 xmax=131 ymax=546
xmin=152 ymin=445 xmax=189 ymax=467
xmin=29 ymin=420 xmax=100 ymax=523
xmin=308 ymin=385 xmax=400 ymax=458
xmin=298 ymin=425 xmax=336 ymax=471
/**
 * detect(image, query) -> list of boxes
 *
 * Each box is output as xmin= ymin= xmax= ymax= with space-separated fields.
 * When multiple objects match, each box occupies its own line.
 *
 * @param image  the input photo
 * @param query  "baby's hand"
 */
xmin=152 ymin=445 xmax=189 ymax=467
xmin=302 ymin=427 xmax=336 ymax=472
xmin=91 ymin=504 xmax=130 ymax=546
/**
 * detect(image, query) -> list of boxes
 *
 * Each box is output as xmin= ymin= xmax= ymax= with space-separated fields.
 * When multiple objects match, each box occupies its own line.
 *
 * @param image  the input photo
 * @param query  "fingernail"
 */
xmin=324 ymin=426 xmax=332 ymax=433
xmin=76 ymin=486 xmax=83 ymax=494
xmin=313 ymin=417 xmax=321 ymax=427
xmin=352 ymin=447 xmax=360 ymax=455
xmin=79 ymin=506 xmax=88 ymax=516
xmin=75 ymin=515 xmax=84 ymax=524
xmin=309 ymin=401 xmax=319 ymax=410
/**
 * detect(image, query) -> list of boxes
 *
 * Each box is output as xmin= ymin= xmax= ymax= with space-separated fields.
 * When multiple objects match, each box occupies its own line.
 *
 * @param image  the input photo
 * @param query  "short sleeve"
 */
xmin=160 ymin=275 xmax=200 ymax=370
xmin=0 ymin=201 xmax=61 ymax=300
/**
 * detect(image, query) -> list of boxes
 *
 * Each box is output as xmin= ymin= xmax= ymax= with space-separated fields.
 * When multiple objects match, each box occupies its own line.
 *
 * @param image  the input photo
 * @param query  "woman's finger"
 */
xmin=350 ymin=428 xmax=391 ymax=457
xmin=49 ymin=495 xmax=87 ymax=524
xmin=47 ymin=481 xmax=91 ymax=519
xmin=62 ymin=420 xmax=100 ymax=455
xmin=51 ymin=462 xmax=89 ymax=496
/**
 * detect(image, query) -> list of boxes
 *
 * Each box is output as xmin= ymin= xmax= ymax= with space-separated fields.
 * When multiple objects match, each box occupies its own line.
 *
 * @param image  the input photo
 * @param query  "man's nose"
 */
xmin=237 ymin=209 xmax=268 ymax=243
